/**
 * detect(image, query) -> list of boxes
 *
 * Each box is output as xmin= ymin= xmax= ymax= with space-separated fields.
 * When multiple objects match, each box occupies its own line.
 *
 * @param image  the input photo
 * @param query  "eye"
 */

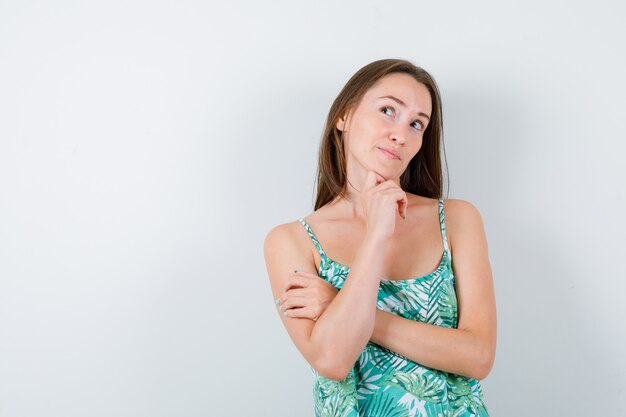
xmin=380 ymin=106 xmax=395 ymax=116
xmin=411 ymin=120 xmax=424 ymax=131
xmin=381 ymin=105 xmax=425 ymax=131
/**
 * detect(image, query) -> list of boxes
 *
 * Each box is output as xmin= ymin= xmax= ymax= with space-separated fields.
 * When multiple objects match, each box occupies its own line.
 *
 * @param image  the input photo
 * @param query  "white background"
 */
xmin=1 ymin=1 xmax=625 ymax=416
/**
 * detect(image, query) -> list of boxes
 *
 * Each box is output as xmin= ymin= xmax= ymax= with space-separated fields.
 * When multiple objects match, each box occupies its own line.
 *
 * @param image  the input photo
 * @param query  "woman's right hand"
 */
xmin=360 ymin=171 xmax=408 ymax=240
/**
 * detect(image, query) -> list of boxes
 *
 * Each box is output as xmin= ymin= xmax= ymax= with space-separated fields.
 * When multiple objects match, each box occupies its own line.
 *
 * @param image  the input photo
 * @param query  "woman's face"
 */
xmin=337 ymin=72 xmax=432 ymax=182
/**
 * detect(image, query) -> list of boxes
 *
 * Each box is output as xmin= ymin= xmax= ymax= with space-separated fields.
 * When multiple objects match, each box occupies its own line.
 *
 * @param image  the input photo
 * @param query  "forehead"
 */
xmin=364 ymin=73 xmax=432 ymax=113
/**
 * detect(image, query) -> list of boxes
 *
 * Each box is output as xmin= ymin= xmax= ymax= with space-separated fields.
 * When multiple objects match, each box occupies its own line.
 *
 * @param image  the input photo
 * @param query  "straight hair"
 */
xmin=313 ymin=58 xmax=448 ymax=210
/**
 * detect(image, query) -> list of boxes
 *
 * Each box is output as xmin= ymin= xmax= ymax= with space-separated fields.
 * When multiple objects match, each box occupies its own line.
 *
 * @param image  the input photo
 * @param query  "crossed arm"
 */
xmin=269 ymin=199 xmax=497 ymax=381
xmin=371 ymin=310 xmax=495 ymax=380
xmin=371 ymin=201 xmax=497 ymax=379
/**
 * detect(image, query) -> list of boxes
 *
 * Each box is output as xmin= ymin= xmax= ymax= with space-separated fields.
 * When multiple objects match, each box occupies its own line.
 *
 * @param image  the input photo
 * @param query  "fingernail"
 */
xmin=275 ymin=298 xmax=280 ymax=305
xmin=283 ymin=311 xmax=288 ymax=316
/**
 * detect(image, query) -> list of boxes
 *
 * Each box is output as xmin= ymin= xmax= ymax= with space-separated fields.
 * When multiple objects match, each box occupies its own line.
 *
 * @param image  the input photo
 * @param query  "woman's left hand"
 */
xmin=277 ymin=270 xmax=338 ymax=321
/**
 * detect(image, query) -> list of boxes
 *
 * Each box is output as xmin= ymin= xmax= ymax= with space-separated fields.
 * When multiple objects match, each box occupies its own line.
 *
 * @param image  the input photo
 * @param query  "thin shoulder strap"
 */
xmin=297 ymin=218 xmax=328 ymax=260
xmin=438 ymin=199 xmax=452 ymax=258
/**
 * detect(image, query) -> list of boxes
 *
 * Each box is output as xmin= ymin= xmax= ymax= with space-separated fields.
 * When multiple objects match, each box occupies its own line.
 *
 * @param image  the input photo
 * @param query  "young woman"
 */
xmin=264 ymin=58 xmax=496 ymax=416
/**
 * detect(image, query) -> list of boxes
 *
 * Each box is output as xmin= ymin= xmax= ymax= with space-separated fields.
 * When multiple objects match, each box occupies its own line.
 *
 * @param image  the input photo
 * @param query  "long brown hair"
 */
xmin=313 ymin=58 xmax=448 ymax=210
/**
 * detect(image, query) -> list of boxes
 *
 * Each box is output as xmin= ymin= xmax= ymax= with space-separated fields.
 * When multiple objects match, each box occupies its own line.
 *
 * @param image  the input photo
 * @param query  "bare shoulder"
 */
xmin=263 ymin=221 xmax=297 ymax=252
xmin=443 ymin=198 xmax=483 ymax=220
xmin=441 ymin=198 xmax=487 ymax=253
xmin=264 ymin=220 xmax=314 ymax=264
xmin=263 ymin=219 xmax=318 ymax=284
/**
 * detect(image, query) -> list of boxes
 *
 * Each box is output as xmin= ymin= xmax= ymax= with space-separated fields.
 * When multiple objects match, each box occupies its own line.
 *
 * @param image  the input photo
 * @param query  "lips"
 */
xmin=378 ymin=147 xmax=400 ymax=160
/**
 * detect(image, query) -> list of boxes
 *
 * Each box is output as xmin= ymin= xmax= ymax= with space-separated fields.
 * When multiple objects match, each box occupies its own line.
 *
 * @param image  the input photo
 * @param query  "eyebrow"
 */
xmin=378 ymin=95 xmax=431 ymax=120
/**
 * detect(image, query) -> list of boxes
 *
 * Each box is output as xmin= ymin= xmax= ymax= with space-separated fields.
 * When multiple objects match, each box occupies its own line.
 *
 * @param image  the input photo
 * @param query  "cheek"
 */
xmin=348 ymin=116 xmax=379 ymax=144
xmin=371 ymin=115 xmax=391 ymax=130
xmin=410 ymin=136 xmax=424 ymax=152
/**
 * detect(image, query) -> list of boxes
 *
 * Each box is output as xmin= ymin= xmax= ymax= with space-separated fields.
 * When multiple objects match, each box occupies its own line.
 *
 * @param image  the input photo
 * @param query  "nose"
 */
xmin=389 ymin=125 xmax=409 ymax=144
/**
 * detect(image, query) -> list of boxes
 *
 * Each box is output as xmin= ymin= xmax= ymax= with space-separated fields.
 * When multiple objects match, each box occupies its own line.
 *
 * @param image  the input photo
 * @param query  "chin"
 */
xmin=375 ymin=170 xmax=399 ymax=182
xmin=363 ymin=161 xmax=401 ymax=181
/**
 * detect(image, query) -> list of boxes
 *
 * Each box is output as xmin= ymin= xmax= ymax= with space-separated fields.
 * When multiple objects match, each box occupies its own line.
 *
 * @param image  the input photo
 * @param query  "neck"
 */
xmin=331 ymin=168 xmax=402 ymax=221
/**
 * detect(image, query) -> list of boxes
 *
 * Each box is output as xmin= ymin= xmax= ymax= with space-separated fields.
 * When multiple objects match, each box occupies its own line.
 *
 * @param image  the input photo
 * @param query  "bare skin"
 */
xmin=264 ymin=72 xmax=497 ymax=381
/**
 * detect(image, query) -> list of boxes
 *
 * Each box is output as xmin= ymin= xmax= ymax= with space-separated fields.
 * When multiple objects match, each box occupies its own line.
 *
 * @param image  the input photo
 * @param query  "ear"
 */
xmin=335 ymin=112 xmax=349 ymax=132
xmin=335 ymin=117 xmax=345 ymax=132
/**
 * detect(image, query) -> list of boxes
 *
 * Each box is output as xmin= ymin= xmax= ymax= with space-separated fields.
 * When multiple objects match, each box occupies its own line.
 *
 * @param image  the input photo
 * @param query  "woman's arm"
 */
xmin=264 ymin=223 xmax=387 ymax=381
xmin=279 ymin=199 xmax=496 ymax=379
xmin=370 ymin=199 xmax=497 ymax=380
xmin=266 ymin=172 xmax=407 ymax=381
xmin=371 ymin=312 xmax=493 ymax=380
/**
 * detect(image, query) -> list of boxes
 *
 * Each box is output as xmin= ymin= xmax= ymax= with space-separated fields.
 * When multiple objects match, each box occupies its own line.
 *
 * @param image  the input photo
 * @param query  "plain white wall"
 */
xmin=1 ymin=1 xmax=625 ymax=416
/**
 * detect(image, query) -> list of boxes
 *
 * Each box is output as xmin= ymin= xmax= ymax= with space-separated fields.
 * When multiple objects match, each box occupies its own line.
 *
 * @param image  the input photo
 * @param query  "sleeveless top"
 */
xmin=297 ymin=199 xmax=490 ymax=417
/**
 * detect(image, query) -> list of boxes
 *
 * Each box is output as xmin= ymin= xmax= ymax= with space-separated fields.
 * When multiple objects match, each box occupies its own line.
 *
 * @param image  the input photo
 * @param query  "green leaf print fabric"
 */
xmin=297 ymin=199 xmax=490 ymax=417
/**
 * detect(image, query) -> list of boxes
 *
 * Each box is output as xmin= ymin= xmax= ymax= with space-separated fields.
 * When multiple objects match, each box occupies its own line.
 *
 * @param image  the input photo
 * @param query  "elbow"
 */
xmin=314 ymin=356 xmax=352 ymax=382
xmin=317 ymin=367 xmax=351 ymax=382
xmin=471 ymin=345 xmax=496 ymax=380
